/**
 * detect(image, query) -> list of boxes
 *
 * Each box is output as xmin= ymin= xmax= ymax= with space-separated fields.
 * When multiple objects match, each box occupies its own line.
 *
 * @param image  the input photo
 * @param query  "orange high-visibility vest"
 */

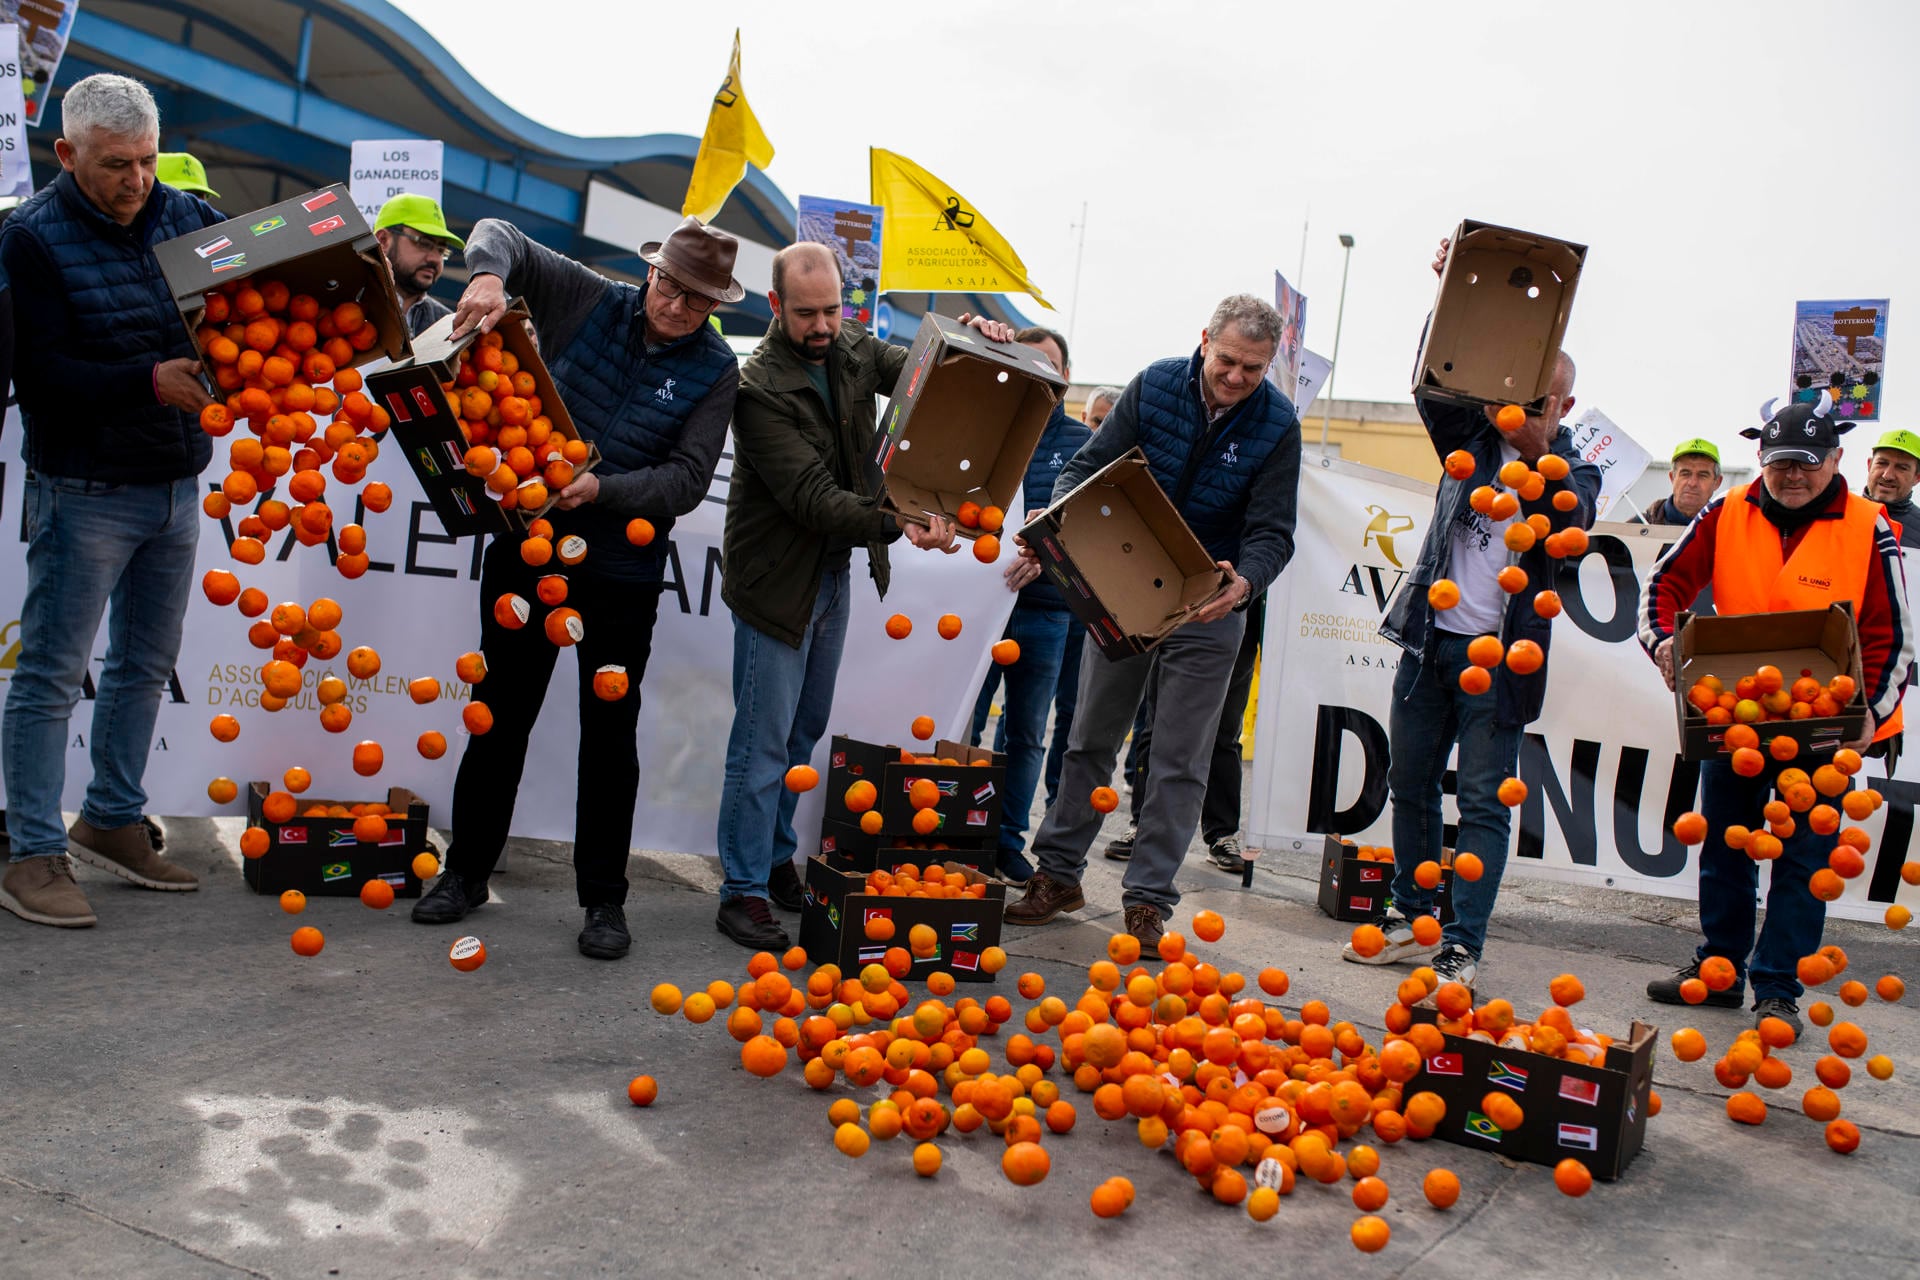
xmin=1712 ymin=483 xmax=1901 ymax=741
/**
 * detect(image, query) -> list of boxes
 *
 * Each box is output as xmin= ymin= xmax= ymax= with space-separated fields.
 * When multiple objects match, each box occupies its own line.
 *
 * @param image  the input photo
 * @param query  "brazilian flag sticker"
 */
xmin=321 ymin=862 xmax=352 ymax=883
xmin=1464 ymin=1111 xmax=1504 ymax=1142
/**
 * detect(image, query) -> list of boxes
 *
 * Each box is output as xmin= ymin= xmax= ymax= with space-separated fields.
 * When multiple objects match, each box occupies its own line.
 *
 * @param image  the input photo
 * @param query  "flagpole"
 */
xmin=1068 ymin=201 xmax=1088 ymax=349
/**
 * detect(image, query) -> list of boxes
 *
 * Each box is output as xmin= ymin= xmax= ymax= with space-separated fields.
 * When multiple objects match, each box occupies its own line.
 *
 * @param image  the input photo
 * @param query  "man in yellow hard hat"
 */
xmin=155 ymin=152 xmax=220 ymax=206
xmin=1864 ymin=428 xmax=1920 ymax=549
xmin=1636 ymin=438 xmax=1721 ymax=527
xmin=374 ymin=193 xmax=463 ymax=336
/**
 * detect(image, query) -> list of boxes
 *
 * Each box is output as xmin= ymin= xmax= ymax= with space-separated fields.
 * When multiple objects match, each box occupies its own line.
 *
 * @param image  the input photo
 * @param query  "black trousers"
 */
xmin=1128 ymin=593 xmax=1265 ymax=843
xmin=445 ymin=535 xmax=660 ymax=907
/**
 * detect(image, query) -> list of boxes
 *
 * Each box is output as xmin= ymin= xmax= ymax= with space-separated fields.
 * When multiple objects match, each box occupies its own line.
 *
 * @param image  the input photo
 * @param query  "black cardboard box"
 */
xmin=1020 ymin=448 xmax=1230 ymax=660
xmin=364 ymin=301 xmax=601 ymax=537
xmin=241 ymin=783 xmax=431 ymax=897
xmin=154 ymin=184 xmax=411 ymax=376
xmin=818 ymin=818 xmax=994 ymax=874
xmin=822 ymin=734 xmax=1007 ymax=840
xmin=1673 ymin=604 xmax=1866 ymax=761
xmin=872 ymin=312 xmax=1066 ymax=539
xmin=1409 ymin=1001 xmax=1656 ymax=1180
xmin=1316 ymin=835 xmax=1456 ymax=924
xmin=800 ymin=856 xmax=1005 ymax=982
xmin=1414 ymin=219 xmax=1586 ymax=415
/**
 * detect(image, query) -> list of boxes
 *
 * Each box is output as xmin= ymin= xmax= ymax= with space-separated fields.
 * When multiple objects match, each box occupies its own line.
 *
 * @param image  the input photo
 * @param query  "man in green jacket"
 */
xmin=714 ymin=241 xmax=1008 ymax=949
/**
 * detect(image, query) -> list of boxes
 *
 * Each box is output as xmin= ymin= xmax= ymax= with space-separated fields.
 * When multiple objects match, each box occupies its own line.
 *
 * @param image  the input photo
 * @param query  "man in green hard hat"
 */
xmin=1865 ymin=429 xmax=1920 ymax=549
xmin=1637 ymin=437 xmax=1721 ymax=526
xmin=155 ymin=152 xmax=220 ymax=209
xmin=373 ymin=193 xmax=463 ymax=336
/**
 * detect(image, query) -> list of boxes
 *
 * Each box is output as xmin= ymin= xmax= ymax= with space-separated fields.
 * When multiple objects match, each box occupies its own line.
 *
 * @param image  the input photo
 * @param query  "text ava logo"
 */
xmin=1340 ymin=504 xmax=1416 ymax=613
xmin=657 ymin=379 xmax=676 ymax=402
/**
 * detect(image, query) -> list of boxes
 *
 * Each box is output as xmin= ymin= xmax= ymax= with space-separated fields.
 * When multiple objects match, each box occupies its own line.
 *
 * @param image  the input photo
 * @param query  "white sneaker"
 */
xmin=1432 ymin=944 xmax=1478 ymax=988
xmin=1339 ymin=912 xmax=1440 ymax=967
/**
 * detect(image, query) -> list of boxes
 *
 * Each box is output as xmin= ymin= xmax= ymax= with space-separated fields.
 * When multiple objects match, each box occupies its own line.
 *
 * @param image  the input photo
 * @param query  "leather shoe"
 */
xmin=578 ymin=904 xmax=630 ymax=959
xmin=1123 ymin=902 xmax=1165 ymax=951
xmin=412 ymin=871 xmax=488 ymax=924
xmin=1003 ymin=872 xmax=1085 ymax=926
xmin=717 ymin=895 xmax=791 ymax=950
xmin=768 ymin=860 xmax=805 ymax=912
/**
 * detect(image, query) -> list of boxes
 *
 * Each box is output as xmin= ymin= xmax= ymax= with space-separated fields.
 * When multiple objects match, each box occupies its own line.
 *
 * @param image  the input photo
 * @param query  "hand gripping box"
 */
xmin=1414 ymin=219 xmax=1586 ymax=415
xmin=873 ymin=313 xmax=1067 ymax=537
xmin=1020 ymin=448 xmax=1231 ymax=660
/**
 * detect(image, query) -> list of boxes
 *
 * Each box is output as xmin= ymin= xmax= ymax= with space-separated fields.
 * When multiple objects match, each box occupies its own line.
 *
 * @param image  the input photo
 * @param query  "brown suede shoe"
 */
xmin=68 ymin=817 xmax=198 ymax=891
xmin=0 ymin=855 xmax=98 ymax=927
xmin=1003 ymin=872 xmax=1085 ymax=926
xmin=1123 ymin=903 xmax=1166 ymax=951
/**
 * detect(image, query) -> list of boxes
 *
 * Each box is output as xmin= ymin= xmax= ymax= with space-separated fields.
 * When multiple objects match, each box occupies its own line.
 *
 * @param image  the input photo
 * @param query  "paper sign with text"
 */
xmin=348 ymin=139 xmax=444 ymax=226
xmin=1569 ymin=408 xmax=1651 ymax=520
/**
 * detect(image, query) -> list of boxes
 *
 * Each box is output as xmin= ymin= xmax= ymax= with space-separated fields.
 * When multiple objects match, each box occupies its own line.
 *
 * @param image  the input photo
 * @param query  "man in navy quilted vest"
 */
xmin=1004 ymin=294 xmax=1302 ymax=948
xmin=414 ymin=215 xmax=741 ymax=961
xmin=0 ymin=74 xmax=222 ymax=930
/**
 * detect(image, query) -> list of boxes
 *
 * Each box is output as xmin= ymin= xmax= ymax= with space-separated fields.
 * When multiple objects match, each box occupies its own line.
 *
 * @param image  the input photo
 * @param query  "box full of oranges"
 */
xmin=1407 ymin=995 xmax=1655 ymax=1180
xmin=1318 ymin=836 xmax=1455 ymax=924
xmin=1674 ymin=605 xmax=1867 ymax=761
xmin=818 ymin=821 xmax=995 ymax=875
xmin=154 ymin=184 xmax=412 ymax=379
xmin=800 ymin=855 xmax=1006 ymax=983
xmin=364 ymin=299 xmax=602 ymax=536
xmin=822 ymin=734 xmax=1003 ymax=857
xmin=242 ymin=782 xmax=433 ymax=898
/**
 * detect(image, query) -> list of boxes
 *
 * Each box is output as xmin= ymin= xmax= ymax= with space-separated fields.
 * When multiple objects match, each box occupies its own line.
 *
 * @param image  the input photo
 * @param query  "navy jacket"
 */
xmin=1015 ymin=403 xmax=1091 ymax=612
xmin=0 ymin=171 xmax=222 ymax=483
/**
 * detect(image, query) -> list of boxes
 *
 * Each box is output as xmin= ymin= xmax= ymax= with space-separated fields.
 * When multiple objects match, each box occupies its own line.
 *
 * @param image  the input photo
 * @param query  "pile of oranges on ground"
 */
xmin=1665 ymin=942 xmax=1902 ymax=1154
xmin=1685 ymin=664 xmax=1857 ymax=728
xmin=631 ymin=910 xmax=1621 ymax=1252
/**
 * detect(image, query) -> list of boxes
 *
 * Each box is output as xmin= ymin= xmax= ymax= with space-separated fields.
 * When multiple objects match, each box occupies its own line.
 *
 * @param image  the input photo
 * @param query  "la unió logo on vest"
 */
xmin=1796 ymin=573 xmax=1833 ymax=590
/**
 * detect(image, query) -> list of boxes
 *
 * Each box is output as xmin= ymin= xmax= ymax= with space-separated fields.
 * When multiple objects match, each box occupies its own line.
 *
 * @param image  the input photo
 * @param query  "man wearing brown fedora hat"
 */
xmin=413 ymin=214 xmax=743 ymax=962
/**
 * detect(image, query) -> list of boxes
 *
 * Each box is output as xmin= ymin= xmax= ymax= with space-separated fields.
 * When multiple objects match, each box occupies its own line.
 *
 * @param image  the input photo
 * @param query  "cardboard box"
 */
xmin=1019 ymin=448 xmax=1231 ymax=660
xmin=822 ymin=734 xmax=1007 ymax=844
xmin=818 ymin=819 xmax=994 ymax=874
xmin=1409 ymin=1002 xmax=1656 ymax=1180
xmin=1414 ymin=219 xmax=1586 ymax=414
xmin=800 ymin=856 xmax=1005 ymax=982
xmin=1316 ymin=835 xmax=1456 ymax=924
xmin=363 ymin=301 xmax=602 ymax=537
xmin=154 ymin=184 xmax=411 ymax=376
xmin=241 ymin=783 xmax=432 ymax=897
xmin=1673 ymin=605 xmax=1866 ymax=761
xmin=872 ymin=313 xmax=1067 ymax=538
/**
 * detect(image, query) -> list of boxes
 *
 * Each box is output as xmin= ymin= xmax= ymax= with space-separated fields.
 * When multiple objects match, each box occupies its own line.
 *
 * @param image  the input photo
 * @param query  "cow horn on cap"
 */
xmin=1814 ymin=389 xmax=1834 ymax=418
xmin=1758 ymin=396 xmax=1780 ymax=423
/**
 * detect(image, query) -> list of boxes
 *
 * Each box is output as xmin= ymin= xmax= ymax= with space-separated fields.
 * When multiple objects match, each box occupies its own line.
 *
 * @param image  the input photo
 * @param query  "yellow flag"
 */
xmin=681 ymin=31 xmax=775 ymax=222
xmin=869 ymin=148 xmax=1051 ymax=308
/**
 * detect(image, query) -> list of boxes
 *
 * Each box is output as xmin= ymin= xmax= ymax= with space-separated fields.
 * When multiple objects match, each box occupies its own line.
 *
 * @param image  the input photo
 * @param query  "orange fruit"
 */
xmin=623 ymin=518 xmax=655 ymax=547
xmin=1496 ymin=565 xmax=1528 ymax=594
xmin=463 ymin=702 xmax=494 ymax=735
xmin=455 ymin=652 xmax=487 ymax=684
xmin=207 ymin=777 xmax=240 ymax=804
xmin=1090 ymin=786 xmax=1119 ymax=813
xmin=1876 ymin=975 xmax=1905 ymax=1002
xmin=784 ymin=765 xmax=819 ymax=793
xmin=973 ymin=534 xmax=1002 ymax=564
xmin=1459 ymin=666 xmax=1492 ymax=695
xmin=493 ymin=594 xmax=531 ymax=630
xmin=544 ymin=607 xmax=583 ymax=646
xmin=448 ymin=935 xmax=487 ymax=972
xmin=885 ymin=613 xmax=913 ymax=640
xmin=1192 ymin=909 xmax=1225 ymax=942
xmin=1351 ymin=1216 xmax=1390 ymax=1253
xmin=626 ymin=1075 xmax=658 ymax=1107
xmin=278 ymin=889 xmax=306 ymax=915
xmin=1825 ymin=1118 xmax=1861 ymax=1153
xmin=359 ymin=877 xmax=395 ymax=910
xmin=416 ymin=730 xmax=448 ymax=760
xmin=1671 ymin=1028 xmax=1707 ymax=1061
xmin=261 ymin=790 xmax=297 ymax=823
xmin=239 ymin=826 xmax=270 ymax=858
xmin=202 ymin=570 xmax=242 ymax=607
xmin=1672 ymin=811 xmax=1708 ymax=844
xmin=1726 ymin=1091 xmax=1767 ymax=1125
xmin=405 ymin=676 xmax=440 ymax=705
xmin=992 ymin=638 xmax=1020 ymax=665
xmin=1553 ymin=1158 xmax=1592 ymax=1196
xmin=912 ymin=809 xmax=940 ymax=836
xmin=911 ymin=715 xmax=936 ymax=740
xmin=1422 ymin=1167 xmax=1460 ymax=1208
xmin=592 ymin=665 xmax=629 ymax=700
xmin=1466 ymin=635 xmax=1504 ymax=668
xmin=1001 ymin=1140 xmax=1049 ymax=1186
xmin=977 ymin=505 xmax=1005 ymax=533
xmin=290 ymin=926 xmax=325 ymax=957
xmin=936 ymin=614 xmax=963 ymax=640
xmin=209 ymin=714 xmax=241 ymax=743
xmin=1427 ymin=579 xmax=1461 ymax=610
xmin=741 ymin=1034 xmax=789 ymax=1078
xmin=1549 ymin=973 xmax=1585 ymax=1006
xmin=1349 ymin=924 xmax=1386 ymax=958
xmin=845 ymin=780 xmax=878 ymax=814
xmin=1496 ymin=777 xmax=1527 ymax=807
xmin=1454 ymin=852 xmax=1484 ymax=881
xmin=352 ymin=740 xmax=384 ymax=776
xmin=1505 ymin=639 xmax=1543 ymax=674
xmin=319 ymin=704 xmax=353 ymax=734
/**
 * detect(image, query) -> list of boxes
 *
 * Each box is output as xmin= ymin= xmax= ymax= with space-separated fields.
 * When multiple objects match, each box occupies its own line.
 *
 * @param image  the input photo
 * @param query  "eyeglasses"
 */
xmin=396 ymin=227 xmax=454 ymax=261
xmin=1763 ymin=457 xmax=1828 ymax=474
xmin=652 ymin=271 xmax=719 ymax=314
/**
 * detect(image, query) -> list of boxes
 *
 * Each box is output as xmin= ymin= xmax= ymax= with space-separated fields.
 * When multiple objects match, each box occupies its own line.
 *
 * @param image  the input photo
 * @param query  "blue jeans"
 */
xmin=716 ymin=566 xmax=850 ymax=900
xmin=3 ymin=474 xmax=200 ymax=859
xmin=1043 ymin=624 xmax=1084 ymax=808
xmin=1387 ymin=631 xmax=1523 ymax=958
xmin=966 ymin=606 xmax=1071 ymax=856
xmin=1696 ymin=758 xmax=1845 ymax=1001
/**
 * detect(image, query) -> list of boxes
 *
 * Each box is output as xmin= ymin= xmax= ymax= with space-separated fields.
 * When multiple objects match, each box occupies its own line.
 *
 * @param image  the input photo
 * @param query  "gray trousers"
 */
xmin=1032 ymin=609 xmax=1248 ymax=915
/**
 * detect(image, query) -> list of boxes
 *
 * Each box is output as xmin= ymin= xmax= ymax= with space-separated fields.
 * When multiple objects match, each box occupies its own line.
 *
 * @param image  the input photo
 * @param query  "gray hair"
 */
xmin=61 ymin=74 xmax=160 ymax=143
xmin=1206 ymin=294 xmax=1283 ymax=350
xmin=1088 ymin=385 xmax=1123 ymax=412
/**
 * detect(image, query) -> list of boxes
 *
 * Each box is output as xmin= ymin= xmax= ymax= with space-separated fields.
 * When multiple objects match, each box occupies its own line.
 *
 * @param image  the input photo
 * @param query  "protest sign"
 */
xmin=0 ymin=23 xmax=29 ymax=199
xmin=795 ymin=194 xmax=884 ymax=326
xmin=1793 ymin=298 xmax=1888 ymax=422
xmin=1 ymin=0 xmax=72 ymax=127
xmin=348 ymin=139 xmax=444 ymax=226
xmin=1568 ymin=408 xmax=1652 ymax=520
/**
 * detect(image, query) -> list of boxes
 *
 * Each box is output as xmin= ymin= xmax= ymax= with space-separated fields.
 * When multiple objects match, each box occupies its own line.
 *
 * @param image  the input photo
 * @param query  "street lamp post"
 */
xmin=1319 ymin=233 xmax=1356 ymax=452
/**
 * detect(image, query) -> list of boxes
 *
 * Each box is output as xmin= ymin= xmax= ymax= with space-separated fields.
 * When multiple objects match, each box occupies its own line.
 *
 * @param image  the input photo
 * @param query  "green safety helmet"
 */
xmin=1670 ymin=437 xmax=1720 ymax=465
xmin=1872 ymin=429 xmax=1920 ymax=462
xmin=374 ymin=193 xmax=465 ymax=250
xmin=156 ymin=152 xmax=219 ymax=199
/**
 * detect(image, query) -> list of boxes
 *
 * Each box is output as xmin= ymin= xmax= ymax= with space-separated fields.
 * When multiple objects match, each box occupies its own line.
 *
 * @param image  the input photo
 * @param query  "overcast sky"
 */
xmin=396 ymin=0 xmax=1919 ymax=474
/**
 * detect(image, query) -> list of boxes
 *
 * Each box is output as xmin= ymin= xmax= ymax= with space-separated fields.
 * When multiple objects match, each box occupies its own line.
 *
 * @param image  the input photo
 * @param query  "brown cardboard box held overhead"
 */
xmin=1020 ymin=448 xmax=1230 ymax=660
xmin=1415 ymin=219 xmax=1586 ymax=414
xmin=1673 ymin=605 xmax=1867 ymax=761
xmin=873 ymin=313 xmax=1067 ymax=537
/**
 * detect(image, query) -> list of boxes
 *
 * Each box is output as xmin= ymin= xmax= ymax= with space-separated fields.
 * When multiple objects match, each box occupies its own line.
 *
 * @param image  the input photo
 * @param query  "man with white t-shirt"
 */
xmin=1338 ymin=235 xmax=1602 ymax=988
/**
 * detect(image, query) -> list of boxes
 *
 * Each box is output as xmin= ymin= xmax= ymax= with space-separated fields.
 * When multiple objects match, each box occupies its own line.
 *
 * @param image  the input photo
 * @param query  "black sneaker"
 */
xmin=1206 ymin=834 xmax=1247 ymax=874
xmin=1646 ymin=959 xmax=1744 ymax=1007
xmin=411 ymin=871 xmax=488 ymax=924
xmin=996 ymin=848 xmax=1034 ymax=888
xmin=1431 ymin=944 xmax=1479 ymax=988
xmin=578 ymin=904 xmax=630 ymax=959
xmin=1753 ymin=996 xmax=1803 ymax=1039
xmin=1104 ymin=824 xmax=1137 ymax=861
xmin=768 ymin=860 xmax=805 ymax=912
xmin=716 ymin=895 xmax=791 ymax=950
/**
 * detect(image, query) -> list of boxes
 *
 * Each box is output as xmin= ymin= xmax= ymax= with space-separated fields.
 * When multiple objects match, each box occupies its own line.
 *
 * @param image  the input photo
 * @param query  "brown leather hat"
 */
xmin=639 ymin=216 xmax=746 ymax=304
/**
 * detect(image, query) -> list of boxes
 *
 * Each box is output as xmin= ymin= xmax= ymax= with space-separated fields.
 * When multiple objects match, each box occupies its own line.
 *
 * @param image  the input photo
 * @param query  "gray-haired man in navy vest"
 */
xmin=0 ymin=74 xmax=222 ymax=930
xmin=413 ymin=215 xmax=742 ymax=961
xmin=1004 ymin=295 xmax=1302 ymax=948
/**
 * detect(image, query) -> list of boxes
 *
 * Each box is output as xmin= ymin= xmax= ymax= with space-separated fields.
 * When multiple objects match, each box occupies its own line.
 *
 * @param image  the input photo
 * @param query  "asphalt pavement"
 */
xmin=3 ymin=779 xmax=1916 ymax=1280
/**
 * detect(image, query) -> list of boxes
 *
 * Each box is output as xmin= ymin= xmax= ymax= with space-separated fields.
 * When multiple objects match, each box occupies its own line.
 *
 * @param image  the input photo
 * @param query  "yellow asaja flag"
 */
xmin=869 ymin=148 xmax=1051 ymax=308
xmin=682 ymin=30 xmax=775 ymax=222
